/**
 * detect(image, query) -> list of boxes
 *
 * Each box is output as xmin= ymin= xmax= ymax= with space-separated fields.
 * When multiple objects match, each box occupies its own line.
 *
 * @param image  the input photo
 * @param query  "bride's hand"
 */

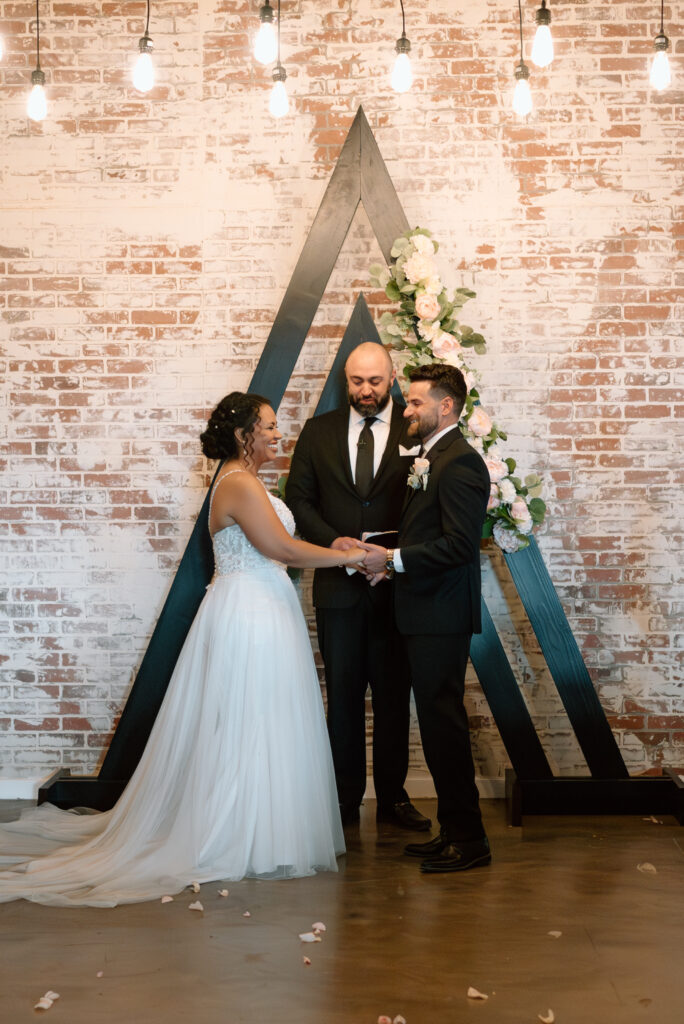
xmin=343 ymin=546 xmax=367 ymax=568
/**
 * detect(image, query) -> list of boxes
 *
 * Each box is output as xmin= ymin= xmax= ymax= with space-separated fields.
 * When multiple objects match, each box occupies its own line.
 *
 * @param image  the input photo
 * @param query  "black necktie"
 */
xmin=355 ymin=417 xmax=376 ymax=497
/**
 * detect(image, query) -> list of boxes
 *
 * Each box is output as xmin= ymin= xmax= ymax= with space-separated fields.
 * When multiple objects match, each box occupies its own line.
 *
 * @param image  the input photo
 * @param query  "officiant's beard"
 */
xmin=347 ymin=384 xmax=392 ymax=418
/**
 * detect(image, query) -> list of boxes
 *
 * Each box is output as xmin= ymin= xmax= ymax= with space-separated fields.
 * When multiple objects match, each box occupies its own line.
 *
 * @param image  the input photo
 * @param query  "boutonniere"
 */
xmin=407 ymin=457 xmax=430 ymax=491
xmin=399 ymin=443 xmax=421 ymax=458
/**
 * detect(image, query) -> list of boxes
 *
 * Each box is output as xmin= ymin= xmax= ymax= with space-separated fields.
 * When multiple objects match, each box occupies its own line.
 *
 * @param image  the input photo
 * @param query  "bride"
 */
xmin=0 ymin=392 xmax=368 ymax=907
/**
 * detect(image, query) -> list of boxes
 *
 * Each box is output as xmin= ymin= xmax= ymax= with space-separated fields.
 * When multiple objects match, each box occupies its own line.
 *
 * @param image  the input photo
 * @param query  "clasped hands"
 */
xmin=331 ymin=537 xmax=390 ymax=586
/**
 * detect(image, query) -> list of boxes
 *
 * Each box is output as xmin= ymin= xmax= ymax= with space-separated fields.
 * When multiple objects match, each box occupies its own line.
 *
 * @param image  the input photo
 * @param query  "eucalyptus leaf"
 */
xmin=385 ymin=280 xmax=401 ymax=301
xmin=506 ymin=458 xmax=517 ymax=473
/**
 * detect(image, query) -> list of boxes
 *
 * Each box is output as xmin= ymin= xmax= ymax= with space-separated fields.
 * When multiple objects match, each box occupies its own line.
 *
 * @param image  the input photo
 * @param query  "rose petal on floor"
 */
xmin=161 ymin=895 xmax=174 ymax=904
xmin=467 ymin=987 xmax=488 ymax=1000
xmin=242 ymin=911 xmax=251 ymax=918
xmin=298 ymin=932 xmax=321 ymax=942
xmin=190 ymin=881 xmax=201 ymax=893
xmin=548 ymin=930 xmax=562 ymax=938
xmin=302 ymin=956 xmax=312 ymax=966
xmin=34 ymin=991 xmax=60 ymax=1011
xmin=637 ymin=862 xmax=657 ymax=874
xmin=377 ymin=1016 xmax=392 ymax=1024
xmin=539 ymin=1011 xmax=555 ymax=1023
xmin=393 ymin=1016 xmax=407 ymax=1023
xmin=218 ymin=889 xmax=229 ymax=897
xmin=188 ymin=900 xmax=204 ymax=912
xmin=311 ymin=921 xmax=326 ymax=933
xmin=96 ymin=971 xmax=104 ymax=978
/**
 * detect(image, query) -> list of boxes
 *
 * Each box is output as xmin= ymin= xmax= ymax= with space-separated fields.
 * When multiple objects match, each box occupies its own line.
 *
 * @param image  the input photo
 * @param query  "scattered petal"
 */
xmin=643 ymin=816 xmax=661 ymax=824
xmin=393 ymin=1017 xmax=407 ymax=1024
xmin=538 ymin=1011 xmax=555 ymax=1023
xmin=548 ymin=930 xmax=562 ymax=939
xmin=34 ymin=992 xmax=60 ymax=1011
xmin=96 ymin=971 xmax=104 ymax=978
xmin=311 ymin=921 xmax=326 ymax=933
xmin=637 ymin=862 xmax=657 ymax=874
xmin=217 ymin=889 xmax=229 ymax=898
xmin=190 ymin=881 xmax=201 ymax=893
xmin=302 ymin=956 xmax=312 ymax=966
xmin=467 ymin=987 xmax=488 ymax=1001
xmin=242 ymin=911 xmax=251 ymax=918
xmin=188 ymin=900 xmax=204 ymax=912
xmin=299 ymin=931 xmax=321 ymax=943
xmin=377 ymin=1017 xmax=393 ymax=1024
xmin=161 ymin=895 xmax=174 ymax=904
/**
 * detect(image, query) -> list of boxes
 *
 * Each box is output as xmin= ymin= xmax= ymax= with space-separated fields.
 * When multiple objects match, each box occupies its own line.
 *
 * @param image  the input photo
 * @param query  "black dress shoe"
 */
xmin=420 ymin=837 xmax=491 ymax=874
xmin=339 ymin=803 xmax=360 ymax=826
xmin=404 ymin=828 xmax=448 ymax=857
xmin=376 ymin=801 xmax=432 ymax=831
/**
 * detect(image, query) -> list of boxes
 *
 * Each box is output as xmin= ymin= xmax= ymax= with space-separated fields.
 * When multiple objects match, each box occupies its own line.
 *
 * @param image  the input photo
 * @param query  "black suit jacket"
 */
xmin=394 ymin=426 xmax=489 ymax=636
xmin=286 ymin=402 xmax=416 ymax=608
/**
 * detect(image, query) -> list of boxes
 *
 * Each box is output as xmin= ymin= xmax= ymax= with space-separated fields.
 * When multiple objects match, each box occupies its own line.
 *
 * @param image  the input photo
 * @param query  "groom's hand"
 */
xmin=361 ymin=543 xmax=387 ymax=574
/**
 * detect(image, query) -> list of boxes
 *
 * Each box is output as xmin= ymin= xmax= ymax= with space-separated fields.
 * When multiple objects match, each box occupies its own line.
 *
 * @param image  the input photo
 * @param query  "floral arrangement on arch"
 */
xmin=369 ymin=228 xmax=546 ymax=553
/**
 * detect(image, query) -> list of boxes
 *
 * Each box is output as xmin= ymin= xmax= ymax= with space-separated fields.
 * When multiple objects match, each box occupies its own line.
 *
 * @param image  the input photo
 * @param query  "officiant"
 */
xmin=287 ymin=342 xmax=430 ymax=831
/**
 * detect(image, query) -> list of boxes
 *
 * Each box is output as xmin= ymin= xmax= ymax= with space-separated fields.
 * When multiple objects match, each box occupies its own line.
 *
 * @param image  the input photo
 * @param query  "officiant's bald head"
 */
xmin=345 ymin=343 xmax=396 ymax=417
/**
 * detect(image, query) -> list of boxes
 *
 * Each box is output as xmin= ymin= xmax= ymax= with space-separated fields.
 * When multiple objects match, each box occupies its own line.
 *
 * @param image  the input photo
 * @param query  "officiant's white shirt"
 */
xmin=348 ymin=402 xmax=392 ymax=482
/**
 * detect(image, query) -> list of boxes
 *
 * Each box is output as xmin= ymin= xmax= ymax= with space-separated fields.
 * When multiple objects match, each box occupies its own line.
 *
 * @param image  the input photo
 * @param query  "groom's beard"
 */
xmin=347 ymin=384 xmax=392 ymax=418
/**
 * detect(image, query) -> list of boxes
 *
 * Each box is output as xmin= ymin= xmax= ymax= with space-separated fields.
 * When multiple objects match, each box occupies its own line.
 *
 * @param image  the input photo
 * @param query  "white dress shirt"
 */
xmin=348 ymin=402 xmax=393 ymax=482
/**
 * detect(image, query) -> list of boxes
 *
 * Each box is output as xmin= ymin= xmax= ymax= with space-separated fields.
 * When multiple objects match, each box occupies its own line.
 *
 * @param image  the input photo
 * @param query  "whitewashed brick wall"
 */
xmin=1 ymin=1 xmax=681 ymax=782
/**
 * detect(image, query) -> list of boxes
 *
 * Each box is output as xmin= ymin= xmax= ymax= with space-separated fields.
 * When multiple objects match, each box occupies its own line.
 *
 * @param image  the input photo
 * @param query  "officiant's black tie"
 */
xmin=355 ymin=417 xmax=376 ymax=497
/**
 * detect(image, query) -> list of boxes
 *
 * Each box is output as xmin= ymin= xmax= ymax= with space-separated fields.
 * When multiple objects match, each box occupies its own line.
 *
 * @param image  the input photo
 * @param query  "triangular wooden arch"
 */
xmin=41 ymin=107 xmax=681 ymax=823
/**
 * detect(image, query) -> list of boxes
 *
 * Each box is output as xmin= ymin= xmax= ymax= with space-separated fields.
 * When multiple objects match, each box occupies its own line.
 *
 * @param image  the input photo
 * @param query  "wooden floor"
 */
xmin=1 ymin=799 xmax=683 ymax=1023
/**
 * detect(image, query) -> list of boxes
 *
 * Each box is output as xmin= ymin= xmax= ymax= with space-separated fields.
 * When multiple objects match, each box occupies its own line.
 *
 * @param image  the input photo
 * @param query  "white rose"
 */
xmin=412 ymin=234 xmax=435 ymax=256
xmin=417 ymin=319 xmax=440 ymax=342
xmin=484 ymin=456 xmax=508 ymax=483
xmin=431 ymin=331 xmax=461 ymax=363
xmin=467 ymin=406 xmax=492 ymax=437
xmin=403 ymin=252 xmax=435 ymax=284
xmin=498 ymin=478 xmax=516 ymax=504
xmin=413 ymin=457 xmax=430 ymax=475
xmin=414 ymin=292 xmax=441 ymax=321
xmin=469 ymin=434 xmax=484 ymax=453
xmin=424 ymin=275 xmax=442 ymax=295
xmin=487 ymin=443 xmax=501 ymax=459
xmin=463 ymin=370 xmax=476 ymax=393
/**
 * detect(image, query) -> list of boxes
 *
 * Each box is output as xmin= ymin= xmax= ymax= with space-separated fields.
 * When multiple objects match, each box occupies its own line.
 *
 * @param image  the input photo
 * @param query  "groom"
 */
xmin=362 ymin=363 xmax=491 ymax=872
xmin=286 ymin=342 xmax=430 ymax=831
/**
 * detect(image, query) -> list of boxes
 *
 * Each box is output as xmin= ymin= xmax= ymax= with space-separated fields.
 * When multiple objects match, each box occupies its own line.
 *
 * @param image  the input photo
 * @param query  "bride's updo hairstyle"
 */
xmin=200 ymin=391 xmax=270 ymax=461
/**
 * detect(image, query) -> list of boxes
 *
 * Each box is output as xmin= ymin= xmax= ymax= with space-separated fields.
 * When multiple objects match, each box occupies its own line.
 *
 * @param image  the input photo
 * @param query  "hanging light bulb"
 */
xmin=650 ymin=1 xmax=671 ymax=91
xmin=531 ymin=0 xmax=554 ymax=68
xmin=269 ymin=64 xmax=289 ymax=117
xmin=133 ymin=0 xmax=154 ymax=93
xmin=27 ymin=0 xmax=47 ymax=122
xmin=391 ymin=0 xmax=413 ymax=93
xmin=254 ymin=0 xmax=277 ymax=65
xmin=513 ymin=63 xmax=533 ymax=117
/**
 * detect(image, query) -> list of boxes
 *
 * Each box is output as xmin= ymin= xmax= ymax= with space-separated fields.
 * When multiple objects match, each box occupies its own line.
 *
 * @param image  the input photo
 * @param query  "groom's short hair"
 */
xmin=408 ymin=363 xmax=467 ymax=417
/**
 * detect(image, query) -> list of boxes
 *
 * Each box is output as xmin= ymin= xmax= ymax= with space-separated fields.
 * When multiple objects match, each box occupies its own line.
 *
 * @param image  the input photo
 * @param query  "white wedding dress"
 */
xmin=0 ymin=477 xmax=344 ymax=906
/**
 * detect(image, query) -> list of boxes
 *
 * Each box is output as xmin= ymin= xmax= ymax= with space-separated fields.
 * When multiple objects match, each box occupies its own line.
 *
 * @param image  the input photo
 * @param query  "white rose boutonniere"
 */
xmin=407 ymin=457 xmax=430 ymax=491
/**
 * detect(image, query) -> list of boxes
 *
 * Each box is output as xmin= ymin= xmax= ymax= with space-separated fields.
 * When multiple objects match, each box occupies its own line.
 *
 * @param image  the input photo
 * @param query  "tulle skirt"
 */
xmin=0 ymin=567 xmax=344 ymax=906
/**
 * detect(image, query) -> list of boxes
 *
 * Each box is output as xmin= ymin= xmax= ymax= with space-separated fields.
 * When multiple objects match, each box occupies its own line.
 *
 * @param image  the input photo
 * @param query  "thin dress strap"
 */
xmin=208 ymin=469 xmax=250 ymax=535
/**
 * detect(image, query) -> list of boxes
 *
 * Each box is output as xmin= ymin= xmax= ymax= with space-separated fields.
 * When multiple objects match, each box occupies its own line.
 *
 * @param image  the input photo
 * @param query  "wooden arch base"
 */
xmin=40 ymin=108 xmax=682 ymax=825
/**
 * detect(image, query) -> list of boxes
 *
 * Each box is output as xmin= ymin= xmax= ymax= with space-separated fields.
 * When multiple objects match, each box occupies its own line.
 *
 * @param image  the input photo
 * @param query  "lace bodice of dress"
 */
xmin=210 ymin=472 xmax=295 ymax=577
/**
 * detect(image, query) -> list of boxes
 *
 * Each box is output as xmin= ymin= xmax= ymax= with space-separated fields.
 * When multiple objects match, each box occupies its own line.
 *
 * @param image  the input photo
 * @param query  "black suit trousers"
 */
xmin=316 ymin=585 xmax=411 ymax=811
xmin=403 ymin=632 xmax=485 ymax=841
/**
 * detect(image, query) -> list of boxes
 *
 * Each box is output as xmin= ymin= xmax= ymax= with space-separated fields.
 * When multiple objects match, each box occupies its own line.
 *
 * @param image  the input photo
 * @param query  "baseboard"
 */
xmin=0 ymin=772 xmax=60 ymax=800
xmin=364 ymin=774 xmax=505 ymax=801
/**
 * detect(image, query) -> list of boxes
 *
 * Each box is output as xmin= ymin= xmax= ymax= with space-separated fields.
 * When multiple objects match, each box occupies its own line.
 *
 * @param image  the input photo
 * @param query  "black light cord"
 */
xmin=518 ymin=0 xmax=524 ymax=61
xmin=35 ymin=0 xmax=41 ymax=69
xmin=144 ymin=0 xmax=151 ymax=38
xmin=399 ymin=0 xmax=406 ymax=38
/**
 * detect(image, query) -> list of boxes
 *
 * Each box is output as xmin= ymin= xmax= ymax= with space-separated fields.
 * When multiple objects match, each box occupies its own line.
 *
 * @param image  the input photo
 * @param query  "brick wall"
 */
xmin=1 ymin=1 xmax=681 ymax=782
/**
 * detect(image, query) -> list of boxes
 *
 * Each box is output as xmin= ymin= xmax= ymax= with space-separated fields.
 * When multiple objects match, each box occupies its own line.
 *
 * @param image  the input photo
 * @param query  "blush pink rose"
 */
xmin=467 ymin=406 xmax=492 ymax=437
xmin=431 ymin=331 xmax=461 ymax=363
xmin=487 ymin=484 xmax=500 ymax=511
xmin=484 ymin=456 xmax=508 ymax=483
xmin=414 ymin=292 xmax=441 ymax=321
xmin=510 ymin=497 xmax=529 ymax=521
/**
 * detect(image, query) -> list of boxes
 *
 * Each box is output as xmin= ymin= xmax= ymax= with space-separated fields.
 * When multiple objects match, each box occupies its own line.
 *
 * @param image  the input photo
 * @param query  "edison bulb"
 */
xmin=532 ymin=25 xmax=553 ymax=68
xmin=254 ymin=22 xmax=277 ymax=65
xmin=512 ymin=78 xmax=533 ymax=118
xmin=133 ymin=51 xmax=154 ymax=93
xmin=391 ymin=52 xmax=413 ymax=93
xmin=269 ymin=79 xmax=289 ymax=118
xmin=650 ymin=50 xmax=671 ymax=91
xmin=27 ymin=83 xmax=47 ymax=122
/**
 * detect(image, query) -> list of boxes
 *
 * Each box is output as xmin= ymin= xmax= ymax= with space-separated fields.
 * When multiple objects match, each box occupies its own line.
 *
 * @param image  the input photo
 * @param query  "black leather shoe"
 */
xmin=404 ymin=828 xmax=448 ymax=857
xmin=339 ymin=803 xmax=360 ymax=826
xmin=420 ymin=837 xmax=491 ymax=874
xmin=376 ymin=801 xmax=432 ymax=831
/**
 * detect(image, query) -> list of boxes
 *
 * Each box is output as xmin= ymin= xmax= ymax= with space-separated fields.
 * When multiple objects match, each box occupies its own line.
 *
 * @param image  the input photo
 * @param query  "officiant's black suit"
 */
xmin=286 ymin=401 xmax=414 ymax=813
xmin=395 ymin=425 xmax=489 ymax=841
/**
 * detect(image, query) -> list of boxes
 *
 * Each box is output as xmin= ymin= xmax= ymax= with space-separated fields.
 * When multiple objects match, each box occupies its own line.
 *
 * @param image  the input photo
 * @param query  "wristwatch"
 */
xmin=384 ymin=549 xmax=395 ymax=578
